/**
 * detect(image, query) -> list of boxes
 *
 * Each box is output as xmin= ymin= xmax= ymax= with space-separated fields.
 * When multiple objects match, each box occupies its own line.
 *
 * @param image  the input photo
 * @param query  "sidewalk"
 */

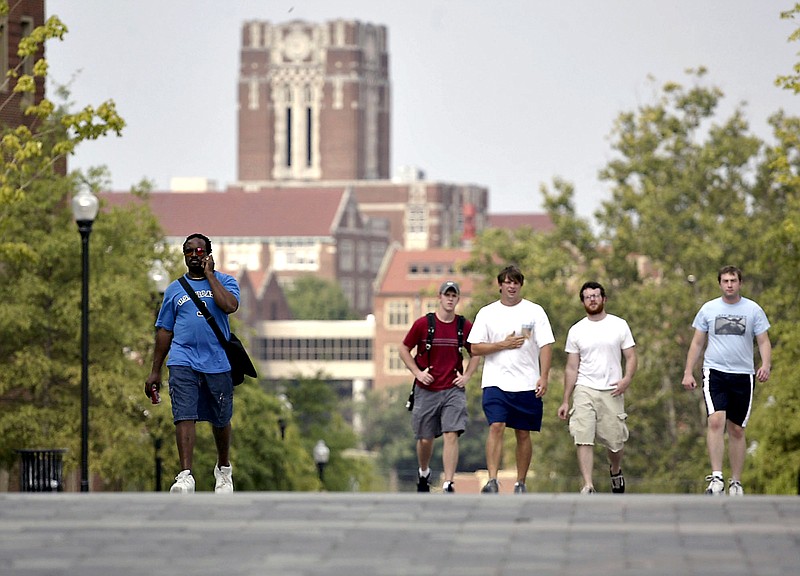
xmin=1 ymin=492 xmax=798 ymax=576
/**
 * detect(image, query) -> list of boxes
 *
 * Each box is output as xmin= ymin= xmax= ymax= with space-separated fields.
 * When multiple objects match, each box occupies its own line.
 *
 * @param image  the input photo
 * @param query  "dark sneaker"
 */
xmin=513 ymin=482 xmax=527 ymax=494
xmin=610 ymin=468 xmax=625 ymax=494
xmin=417 ymin=471 xmax=431 ymax=493
xmin=481 ymin=478 xmax=499 ymax=494
xmin=442 ymin=481 xmax=455 ymax=493
xmin=704 ymin=474 xmax=724 ymax=495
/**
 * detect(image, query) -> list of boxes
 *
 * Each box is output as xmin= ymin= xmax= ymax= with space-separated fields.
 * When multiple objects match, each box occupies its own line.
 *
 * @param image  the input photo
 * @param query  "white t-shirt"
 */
xmin=468 ymin=299 xmax=555 ymax=392
xmin=564 ymin=314 xmax=635 ymax=391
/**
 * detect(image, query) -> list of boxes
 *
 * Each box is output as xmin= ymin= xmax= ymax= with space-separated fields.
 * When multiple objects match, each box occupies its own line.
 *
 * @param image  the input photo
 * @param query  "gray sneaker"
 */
xmin=513 ymin=482 xmax=527 ymax=494
xmin=481 ymin=478 xmax=499 ymax=494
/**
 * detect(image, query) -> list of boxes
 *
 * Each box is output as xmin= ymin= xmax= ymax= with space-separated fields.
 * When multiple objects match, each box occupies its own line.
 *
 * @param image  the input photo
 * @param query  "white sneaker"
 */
xmin=580 ymin=485 xmax=596 ymax=495
xmin=728 ymin=480 xmax=744 ymax=496
xmin=214 ymin=463 xmax=234 ymax=493
xmin=704 ymin=474 xmax=725 ymax=495
xmin=170 ymin=470 xmax=195 ymax=493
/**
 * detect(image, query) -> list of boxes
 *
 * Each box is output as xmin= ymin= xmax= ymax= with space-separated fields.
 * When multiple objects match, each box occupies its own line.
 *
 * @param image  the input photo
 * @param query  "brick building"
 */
xmin=237 ymin=19 xmax=390 ymax=182
xmin=0 ymin=0 xmax=45 ymax=129
xmin=101 ymin=186 xmax=390 ymax=318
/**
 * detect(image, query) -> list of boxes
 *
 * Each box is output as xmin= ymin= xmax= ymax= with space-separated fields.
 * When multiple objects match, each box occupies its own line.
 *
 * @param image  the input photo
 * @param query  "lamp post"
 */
xmin=72 ymin=188 xmax=99 ymax=493
xmin=277 ymin=393 xmax=293 ymax=440
xmin=312 ymin=439 xmax=330 ymax=485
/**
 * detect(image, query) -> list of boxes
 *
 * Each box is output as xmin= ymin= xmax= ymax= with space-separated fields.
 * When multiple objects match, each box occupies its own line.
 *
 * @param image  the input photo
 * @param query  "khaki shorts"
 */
xmin=568 ymin=385 xmax=628 ymax=451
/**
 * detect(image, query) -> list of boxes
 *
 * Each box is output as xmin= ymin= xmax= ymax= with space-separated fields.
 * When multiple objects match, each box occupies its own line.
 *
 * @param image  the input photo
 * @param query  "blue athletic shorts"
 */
xmin=168 ymin=365 xmax=234 ymax=428
xmin=482 ymin=386 xmax=543 ymax=431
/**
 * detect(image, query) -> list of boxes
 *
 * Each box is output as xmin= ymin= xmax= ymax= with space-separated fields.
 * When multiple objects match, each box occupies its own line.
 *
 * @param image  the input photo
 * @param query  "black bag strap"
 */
xmin=425 ymin=312 xmax=465 ymax=355
xmin=178 ymin=276 xmax=228 ymax=348
xmin=425 ymin=312 xmax=436 ymax=354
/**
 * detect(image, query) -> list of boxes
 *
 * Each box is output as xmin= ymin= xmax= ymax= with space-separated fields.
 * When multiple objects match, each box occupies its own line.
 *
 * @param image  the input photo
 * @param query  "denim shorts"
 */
xmin=168 ymin=365 xmax=233 ymax=428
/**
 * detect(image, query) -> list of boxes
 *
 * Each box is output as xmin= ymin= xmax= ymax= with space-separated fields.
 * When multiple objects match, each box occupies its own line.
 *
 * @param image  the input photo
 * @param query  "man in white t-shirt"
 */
xmin=558 ymin=282 xmax=637 ymax=495
xmin=682 ymin=265 xmax=771 ymax=497
xmin=469 ymin=265 xmax=555 ymax=494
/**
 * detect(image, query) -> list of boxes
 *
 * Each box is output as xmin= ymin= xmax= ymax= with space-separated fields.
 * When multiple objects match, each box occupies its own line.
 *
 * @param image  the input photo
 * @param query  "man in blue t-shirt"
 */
xmin=146 ymin=233 xmax=241 ymax=494
xmin=682 ymin=265 xmax=771 ymax=497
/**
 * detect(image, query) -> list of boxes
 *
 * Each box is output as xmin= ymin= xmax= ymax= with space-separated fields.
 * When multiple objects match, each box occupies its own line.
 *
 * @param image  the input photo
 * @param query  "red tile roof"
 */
xmin=377 ymin=248 xmax=476 ymax=296
xmin=100 ymin=188 xmax=348 ymax=237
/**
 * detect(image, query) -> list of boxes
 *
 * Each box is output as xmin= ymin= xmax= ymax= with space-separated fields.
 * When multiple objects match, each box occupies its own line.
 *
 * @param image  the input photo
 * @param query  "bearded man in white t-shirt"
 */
xmin=557 ymin=281 xmax=637 ymax=495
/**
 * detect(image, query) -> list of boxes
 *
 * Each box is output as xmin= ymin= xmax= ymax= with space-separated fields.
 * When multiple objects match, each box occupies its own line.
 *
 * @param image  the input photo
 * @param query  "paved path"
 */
xmin=1 ymin=492 xmax=799 ymax=576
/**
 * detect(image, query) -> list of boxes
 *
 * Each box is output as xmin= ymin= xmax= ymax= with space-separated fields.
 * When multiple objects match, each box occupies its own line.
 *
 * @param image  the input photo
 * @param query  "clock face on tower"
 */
xmin=284 ymin=30 xmax=311 ymax=61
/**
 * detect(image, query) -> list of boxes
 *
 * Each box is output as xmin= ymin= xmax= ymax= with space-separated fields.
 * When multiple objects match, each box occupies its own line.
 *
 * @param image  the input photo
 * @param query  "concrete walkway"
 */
xmin=1 ymin=492 xmax=798 ymax=576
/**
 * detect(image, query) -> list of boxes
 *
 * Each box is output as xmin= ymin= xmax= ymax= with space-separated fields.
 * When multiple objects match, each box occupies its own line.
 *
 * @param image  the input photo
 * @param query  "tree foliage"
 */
xmin=776 ymin=3 xmax=800 ymax=94
xmin=452 ymin=71 xmax=800 ymax=494
xmin=0 ymin=6 xmax=332 ymax=493
xmin=284 ymin=276 xmax=359 ymax=320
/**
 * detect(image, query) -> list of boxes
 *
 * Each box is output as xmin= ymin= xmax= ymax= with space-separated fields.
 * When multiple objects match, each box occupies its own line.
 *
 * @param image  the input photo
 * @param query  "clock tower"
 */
xmin=237 ymin=20 xmax=391 ymax=183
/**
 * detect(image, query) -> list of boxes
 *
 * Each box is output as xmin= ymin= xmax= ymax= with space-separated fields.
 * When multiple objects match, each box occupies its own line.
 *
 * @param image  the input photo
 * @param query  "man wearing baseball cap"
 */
xmin=399 ymin=280 xmax=480 ymax=493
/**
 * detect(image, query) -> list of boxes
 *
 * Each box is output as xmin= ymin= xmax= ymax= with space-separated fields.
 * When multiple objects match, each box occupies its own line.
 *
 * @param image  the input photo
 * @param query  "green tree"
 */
xmin=0 ymin=6 xmax=164 ymax=488
xmin=275 ymin=374 xmax=380 ymax=491
xmin=284 ymin=276 xmax=359 ymax=320
xmin=593 ymin=71 xmax=777 ymax=491
xmin=776 ymin=3 xmax=800 ymax=94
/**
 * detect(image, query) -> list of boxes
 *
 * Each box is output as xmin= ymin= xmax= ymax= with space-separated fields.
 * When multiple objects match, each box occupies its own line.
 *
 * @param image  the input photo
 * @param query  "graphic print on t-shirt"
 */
xmin=714 ymin=315 xmax=746 ymax=336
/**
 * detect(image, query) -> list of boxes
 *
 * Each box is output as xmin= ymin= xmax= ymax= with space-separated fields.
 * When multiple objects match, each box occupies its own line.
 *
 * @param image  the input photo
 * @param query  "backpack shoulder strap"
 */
xmin=425 ymin=312 xmax=436 ymax=352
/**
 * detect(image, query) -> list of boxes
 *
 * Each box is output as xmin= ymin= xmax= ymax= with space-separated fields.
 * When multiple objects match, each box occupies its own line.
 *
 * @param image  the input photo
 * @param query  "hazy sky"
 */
xmin=47 ymin=1 xmax=798 ymax=219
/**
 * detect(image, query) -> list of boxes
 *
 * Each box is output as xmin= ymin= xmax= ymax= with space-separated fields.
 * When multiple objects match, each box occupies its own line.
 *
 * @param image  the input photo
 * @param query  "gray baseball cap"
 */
xmin=439 ymin=281 xmax=460 ymax=295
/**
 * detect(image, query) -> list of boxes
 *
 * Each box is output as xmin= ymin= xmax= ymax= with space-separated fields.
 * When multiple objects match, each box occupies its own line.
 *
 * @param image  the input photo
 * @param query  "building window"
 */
xmin=248 ymin=78 xmax=259 ymax=110
xmin=356 ymin=278 xmax=369 ymax=311
xmin=339 ymin=239 xmax=354 ymax=271
xmin=407 ymin=204 xmax=426 ymax=234
xmin=340 ymin=277 xmax=355 ymax=305
xmin=286 ymin=107 xmax=292 ymax=166
xmin=257 ymin=337 xmax=373 ymax=361
xmin=356 ymin=242 xmax=369 ymax=272
xmin=386 ymin=345 xmax=406 ymax=374
xmin=386 ymin=300 xmax=409 ymax=327
xmin=370 ymin=242 xmax=385 ymax=272
xmin=424 ymin=300 xmax=437 ymax=315
xmin=306 ymin=107 xmax=312 ymax=167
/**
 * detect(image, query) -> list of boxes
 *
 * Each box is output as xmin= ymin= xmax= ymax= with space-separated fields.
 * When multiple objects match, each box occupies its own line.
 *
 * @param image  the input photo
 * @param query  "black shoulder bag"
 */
xmin=178 ymin=276 xmax=257 ymax=385
xmin=406 ymin=313 xmax=465 ymax=411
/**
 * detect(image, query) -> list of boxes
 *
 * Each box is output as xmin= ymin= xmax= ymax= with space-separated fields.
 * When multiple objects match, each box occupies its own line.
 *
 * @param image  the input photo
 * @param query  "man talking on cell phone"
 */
xmin=145 ymin=233 xmax=241 ymax=494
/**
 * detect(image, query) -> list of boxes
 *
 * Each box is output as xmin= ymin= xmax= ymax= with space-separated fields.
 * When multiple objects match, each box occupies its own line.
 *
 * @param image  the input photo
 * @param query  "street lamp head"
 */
xmin=313 ymin=439 xmax=330 ymax=465
xmin=149 ymin=260 xmax=170 ymax=294
xmin=71 ymin=188 xmax=100 ymax=230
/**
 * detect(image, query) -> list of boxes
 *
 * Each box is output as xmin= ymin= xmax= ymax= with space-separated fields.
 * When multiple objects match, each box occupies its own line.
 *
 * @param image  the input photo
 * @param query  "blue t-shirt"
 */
xmin=692 ymin=296 xmax=770 ymax=375
xmin=155 ymin=272 xmax=240 ymax=374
